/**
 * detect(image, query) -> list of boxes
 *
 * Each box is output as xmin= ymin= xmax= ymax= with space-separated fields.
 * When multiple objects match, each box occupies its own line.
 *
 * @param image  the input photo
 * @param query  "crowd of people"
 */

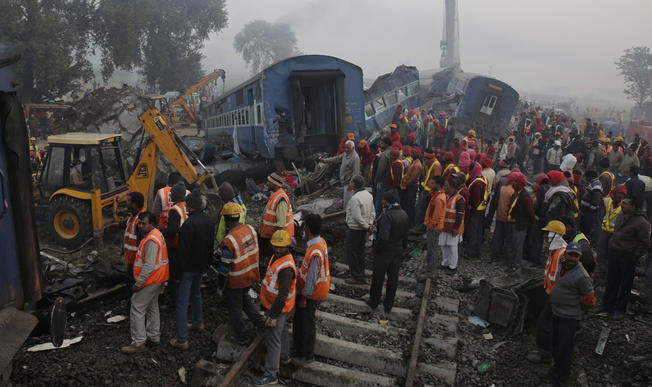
xmin=117 ymin=105 xmax=651 ymax=387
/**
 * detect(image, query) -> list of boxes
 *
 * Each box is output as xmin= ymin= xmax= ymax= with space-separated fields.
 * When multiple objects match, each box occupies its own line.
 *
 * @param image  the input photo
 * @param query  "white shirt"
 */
xmin=346 ymin=189 xmax=375 ymax=230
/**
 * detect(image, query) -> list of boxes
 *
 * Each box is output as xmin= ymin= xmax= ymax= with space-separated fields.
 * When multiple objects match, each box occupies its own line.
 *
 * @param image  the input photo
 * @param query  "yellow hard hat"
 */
xmin=615 ymin=136 xmax=624 ymax=142
xmin=468 ymin=129 xmax=476 ymax=137
xmin=270 ymin=230 xmax=291 ymax=247
xmin=541 ymin=220 xmax=566 ymax=235
xmin=30 ymin=137 xmax=36 ymax=141
xmin=221 ymin=202 xmax=241 ymax=216
xmin=599 ymin=137 xmax=610 ymax=143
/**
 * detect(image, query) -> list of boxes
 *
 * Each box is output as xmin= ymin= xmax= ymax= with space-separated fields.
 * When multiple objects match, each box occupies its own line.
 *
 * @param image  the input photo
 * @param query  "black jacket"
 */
xmin=177 ymin=209 xmax=215 ymax=273
xmin=374 ymin=204 xmax=409 ymax=255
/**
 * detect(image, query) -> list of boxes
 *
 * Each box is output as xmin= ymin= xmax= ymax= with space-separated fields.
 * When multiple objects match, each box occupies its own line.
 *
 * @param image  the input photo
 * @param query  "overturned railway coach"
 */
xmin=428 ymin=69 xmax=519 ymax=139
xmin=201 ymin=55 xmax=366 ymax=160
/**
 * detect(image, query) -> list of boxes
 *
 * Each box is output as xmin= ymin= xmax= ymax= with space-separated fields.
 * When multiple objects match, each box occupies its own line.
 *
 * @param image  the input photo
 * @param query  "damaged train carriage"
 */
xmin=364 ymin=65 xmax=420 ymax=133
xmin=201 ymin=55 xmax=366 ymax=160
xmin=428 ymin=69 xmax=519 ymax=139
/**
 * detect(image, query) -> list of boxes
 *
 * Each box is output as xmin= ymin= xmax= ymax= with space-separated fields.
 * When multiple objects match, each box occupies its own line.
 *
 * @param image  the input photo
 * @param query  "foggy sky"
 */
xmin=202 ymin=0 xmax=652 ymax=106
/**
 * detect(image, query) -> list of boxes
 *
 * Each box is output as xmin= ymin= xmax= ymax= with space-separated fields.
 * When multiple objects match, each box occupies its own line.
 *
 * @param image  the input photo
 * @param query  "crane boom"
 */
xmin=169 ymin=69 xmax=225 ymax=123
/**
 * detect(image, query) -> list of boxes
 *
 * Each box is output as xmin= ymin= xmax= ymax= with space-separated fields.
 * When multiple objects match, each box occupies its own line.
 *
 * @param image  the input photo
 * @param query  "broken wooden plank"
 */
xmin=405 ymin=277 xmax=432 ymax=387
xmin=217 ymin=332 xmax=265 ymax=387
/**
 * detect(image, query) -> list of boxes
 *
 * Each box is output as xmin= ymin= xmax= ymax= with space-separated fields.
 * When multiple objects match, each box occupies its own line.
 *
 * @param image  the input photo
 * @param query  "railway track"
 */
xmin=210 ymin=254 xmax=461 ymax=386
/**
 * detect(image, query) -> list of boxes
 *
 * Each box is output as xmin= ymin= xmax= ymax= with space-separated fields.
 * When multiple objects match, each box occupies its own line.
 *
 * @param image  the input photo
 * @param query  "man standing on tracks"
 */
xmin=170 ymin=189 xmax=214 ymax=350
xmin=292 ymin=214 xmax=330 ymax=367
xmin=320 ymin=139 xmax=361 ymax=209
xmin=345 ymin=175 xmax=375 ymax=285
xmin=121 ymin=192 xmax=146 ymax=308
xmin=254 ymin=230 xmax=297 ymax=387
xmin=259 ymin=173 xmax=294 ymax=265
xmin=420 ymin=176 xmax=446 ymax=280
xmin=218 ymin=202 xmax=264 ymax=345
xmin=152 ymin=172 xmax=185 ymax=228
xmin=121 ymin=212 xmax=169 ymax=354
xmin=366 ymin=190 xmax=409 ymax=314
xmin=160 ymin=182 xmax=188 ymax=306
xmin=541 ymin=242 xmax=595 ymax=387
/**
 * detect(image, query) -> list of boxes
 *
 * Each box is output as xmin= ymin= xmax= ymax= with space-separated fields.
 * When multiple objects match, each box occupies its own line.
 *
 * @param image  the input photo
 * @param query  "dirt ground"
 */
xmin=12 ymin=187 xmax=652 ymax=386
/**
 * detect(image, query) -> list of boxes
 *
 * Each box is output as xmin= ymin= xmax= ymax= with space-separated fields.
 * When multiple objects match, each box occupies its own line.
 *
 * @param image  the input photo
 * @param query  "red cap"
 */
xmin=547 ymin=170 xmax=565 ymax=185
xmin=408 ymin=133 xmax=416 ymax=141
xmin=481 ymin=156 xmax=492 ymax=168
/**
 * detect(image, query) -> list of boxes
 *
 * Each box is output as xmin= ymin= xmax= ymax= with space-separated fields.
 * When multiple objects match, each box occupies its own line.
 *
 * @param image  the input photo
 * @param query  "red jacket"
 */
xmin=357 ymin=145 xmax=374 ymax=164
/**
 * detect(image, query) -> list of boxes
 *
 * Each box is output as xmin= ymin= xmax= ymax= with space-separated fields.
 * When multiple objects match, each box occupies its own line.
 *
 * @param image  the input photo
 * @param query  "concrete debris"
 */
xmin=595 ymin=327 xmax=610 ymax=356
xmin=106 ymin=315 xmax=126 ymax=323
xmin=467 ymin=316 xmax=490 ymax=328
xmin=27 ymin=336 xmax=83 ymax=352
xmin=178 ymin=367 xmax=187 ymax=384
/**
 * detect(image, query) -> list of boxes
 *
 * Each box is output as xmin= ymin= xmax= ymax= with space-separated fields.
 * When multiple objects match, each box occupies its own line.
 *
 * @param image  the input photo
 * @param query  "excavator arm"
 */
xmin=169 ymin=69 xmax=225 ymax=123
xmin=127 ymin=109 xmax=217 ymax=204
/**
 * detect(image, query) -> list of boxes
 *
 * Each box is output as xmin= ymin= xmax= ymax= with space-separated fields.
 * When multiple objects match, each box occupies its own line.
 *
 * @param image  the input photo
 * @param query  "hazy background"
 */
xmin=202 ymin=0 xmax=652 ymax=107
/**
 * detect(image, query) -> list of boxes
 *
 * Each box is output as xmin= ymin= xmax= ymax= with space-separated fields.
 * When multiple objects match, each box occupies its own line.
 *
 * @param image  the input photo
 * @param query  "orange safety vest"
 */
xmin=601 ymin=197 xmax=621 ymax=233
xmin=123 ymin=208 xmax=146 ymax=265
xmin=165 ymin=202 xmax=188 ymax=248
xmin=157 ymin=186 xmax=173 ymax=228
xmin=544 ymin=247 xmax=566 ymax=294
xmin=443 ymin=193 xmax=465 ymax=234
xmin=133 ymin=228 xmax=169 ymax=286
xmin=297 ymin=237 xmax=330 ymax=301
xmin=260 ymin=254 xmax=297 ymax=314
xmin=605 ymin=145 xmax=612 ymax=153
xmin=468 ymin=176 xmax=488 ymax=211
xmin=420 ymin=159 xmax=442 ymax=191
xmin=221 ymin=224 xmax=260 ymax=289
xmin=260 ymin=189 xmax=294 ymax=238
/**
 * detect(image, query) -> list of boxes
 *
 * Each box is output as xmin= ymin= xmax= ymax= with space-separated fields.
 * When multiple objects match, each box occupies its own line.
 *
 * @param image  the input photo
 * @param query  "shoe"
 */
xmin=292 ymin=356 xmax=315 ymax=367
xmin=594 ymin=310 xmax=611 ymax=318
xmin=384 ymin=307 xmax=392 ymax=314
xmin=445 ymin=266 xmax=457 ymax=273
xmin=281 ymin=354 xmax=292 ymax=365
xmin=169 ymin=338 xmax=189 ymax=350
xmin=527 ymin=350 xmax=551 ymax=363
xmin=188 ymin=323 xmax=205 ymax=331
xmin=345 ymin=277 xmax=366 ymax=285
xmin=146 ymin=339 xmax=160 ymax=347
xmin=613 ymin=311 xmax=624 ymax=320
xmin=365 ymin=300 xmax=377 ymax=311
xmin=253 ymin=374 xmax=278 ymax=386
xmin=230 ymin=335 xmax=248 ymax=346
xmin=120 ymin=343 xmax=146 ymax=354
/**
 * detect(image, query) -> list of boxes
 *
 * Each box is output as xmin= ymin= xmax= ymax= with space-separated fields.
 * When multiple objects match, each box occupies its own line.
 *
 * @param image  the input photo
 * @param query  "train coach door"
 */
xmin=289 ymin=70 xmax=346 ymax=154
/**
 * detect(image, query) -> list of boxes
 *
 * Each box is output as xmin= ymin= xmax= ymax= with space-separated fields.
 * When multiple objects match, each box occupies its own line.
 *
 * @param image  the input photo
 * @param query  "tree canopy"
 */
xmin=0 ymin=0 xmax=228 ymax=102
xmin=615 ymin=46 xmax=652 ymax=110
xmin=233 ymin=20 xmax=299 ymax=74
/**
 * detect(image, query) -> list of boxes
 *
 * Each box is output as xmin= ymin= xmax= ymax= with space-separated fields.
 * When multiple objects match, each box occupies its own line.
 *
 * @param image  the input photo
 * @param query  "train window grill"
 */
xmin=480 ymin=95 xmax=498 ymax=115
xmin=245 ymin=108 xmax=250 ymax=125
xmin=385 ymin=92 xmax=398 ymax=106
xmin=364 ymin=102 xmax=375 ymax=118
xmin=237 ymin=111 xmax=241 ymax=126
xmin=397 ymin=87 xmax=407 ymax=101
xmin=373 ymin=96 xmax=386 ymax=111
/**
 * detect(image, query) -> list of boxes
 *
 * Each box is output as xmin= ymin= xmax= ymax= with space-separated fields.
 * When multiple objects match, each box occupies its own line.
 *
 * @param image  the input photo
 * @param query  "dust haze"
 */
xmin=203 ymin=0 xmax=652 ymax=106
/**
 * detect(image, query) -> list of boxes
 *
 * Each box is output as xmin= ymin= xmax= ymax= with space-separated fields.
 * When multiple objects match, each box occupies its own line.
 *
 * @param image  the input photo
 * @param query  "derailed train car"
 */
xmin=201 ymin=55 xmax=366 ymax=160
xmin=427 ymin=68 xmax=520 ymax=138
xmin=363 ymin=65 xmax=420 ymax=133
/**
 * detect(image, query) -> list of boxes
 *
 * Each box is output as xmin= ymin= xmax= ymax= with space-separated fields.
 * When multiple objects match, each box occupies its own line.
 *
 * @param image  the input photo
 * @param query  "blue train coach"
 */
xmin=201 ymin=55 xmax=366 ymax=160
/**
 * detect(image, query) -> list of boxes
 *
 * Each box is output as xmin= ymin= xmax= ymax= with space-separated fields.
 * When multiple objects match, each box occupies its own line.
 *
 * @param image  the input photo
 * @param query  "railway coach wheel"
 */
xmin=47 ymin=196 xmax=92 ymax=248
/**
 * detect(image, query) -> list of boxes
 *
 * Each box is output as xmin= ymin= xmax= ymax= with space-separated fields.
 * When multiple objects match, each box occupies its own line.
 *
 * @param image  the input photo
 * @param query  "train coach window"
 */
xmin=373 ymin=96 xmax=386 ymax=112
xmin=385 ymin=92 xmax=398 ymax=106
xmin=364 ymin=102 xmax=375 ymax=118
xmin=397 ymin=87 xmax=407 ymax=101
xmin=256 ymin=104 xmax=263 ymax=125
xmin=480 ymin=95 xmax=498 ymax=115
xmin=408 ymin=82 xmax=420 ymax=97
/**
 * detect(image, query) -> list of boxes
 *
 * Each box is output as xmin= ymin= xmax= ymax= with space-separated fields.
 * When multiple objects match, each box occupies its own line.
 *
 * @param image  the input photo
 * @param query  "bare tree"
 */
xmin=233 ymin=20 xmax=300 ymax=74
xmin=615 ymin=46 xmax=652 ymax=111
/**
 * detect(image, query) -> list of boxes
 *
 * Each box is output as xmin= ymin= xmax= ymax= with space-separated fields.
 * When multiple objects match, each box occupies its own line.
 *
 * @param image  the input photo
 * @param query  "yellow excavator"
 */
xmin=168 ymin=69 xmax=225 ymax=124
xmin=34 ymin=109 xmax=218 ymax=248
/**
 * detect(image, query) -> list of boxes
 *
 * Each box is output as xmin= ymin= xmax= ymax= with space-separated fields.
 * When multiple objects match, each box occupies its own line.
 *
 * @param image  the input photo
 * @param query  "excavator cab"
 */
xmin=37 ymin=133 xmax=130 ymax=247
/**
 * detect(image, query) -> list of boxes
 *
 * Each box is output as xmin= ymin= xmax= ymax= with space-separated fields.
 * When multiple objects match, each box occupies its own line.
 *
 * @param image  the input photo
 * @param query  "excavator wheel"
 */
xmin=47 ymin=196 xmax=93 ymax=248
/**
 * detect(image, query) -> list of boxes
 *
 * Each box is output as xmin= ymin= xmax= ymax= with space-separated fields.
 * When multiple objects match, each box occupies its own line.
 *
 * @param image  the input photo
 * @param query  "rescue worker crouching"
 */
xmin=218 ymin=202 xmax=265 ymax=346
xmin=121 ymin=212 xmax=169 ymax=354
xmin=253 ymin=230 xmax=297 ymax=387
xmin=292 ymin=214 xmax=330 ymax=367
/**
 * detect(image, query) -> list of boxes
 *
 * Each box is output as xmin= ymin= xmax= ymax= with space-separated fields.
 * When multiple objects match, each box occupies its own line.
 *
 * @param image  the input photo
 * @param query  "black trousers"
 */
xmin=368 ymin=250 xmax=401 ymax=312
xmin=550 ymin=315 xmax=579 ymax=386
xmin=603 ymin=252 xmax=637 ymax=313
xmin=225 ymin=287 xmax=264 ymax=340
xmin=292 ymin=299 xmax=319 ymax=359
xmin=536 ymin=294 xmax=553 ymax=355
xmin=346 ymin=228 xmax=367 ymax=281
